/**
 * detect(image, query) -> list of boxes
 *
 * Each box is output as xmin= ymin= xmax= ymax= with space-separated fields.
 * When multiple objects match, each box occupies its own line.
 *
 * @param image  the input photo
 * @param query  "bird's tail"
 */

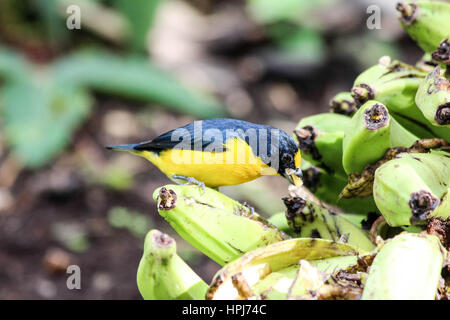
xmin=105 ymin=144 xmax=139 ymax=151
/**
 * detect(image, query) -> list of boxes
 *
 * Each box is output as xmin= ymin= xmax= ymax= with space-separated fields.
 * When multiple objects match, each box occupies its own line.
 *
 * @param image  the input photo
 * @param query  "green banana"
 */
xmin=351 ymin=57 xmax=427 ymax=120
xmin=397 ymin=1 xmax=450 ymax=54
xmin=373 ymin=152 xmax=450 ymax=227
xmin=269 ymin=199 xmax=376 ymax=243
xmin=350 ymin=57 xmax=450 ymax=141
xmin=342 ymin=100 xmax=419 ymax=175
xmin=282 ymin=194 xmax=375 ymax=252
xmin=153 ymin=185 xmax=289 ymax=266
xmin=362 ymin=232 xmax=446 ymax=300
xmin=137 ymin=230 xmax=208 ymax=300
xmin=302 ymin=160 xmax=379 ymax=215
xmin=329 ymin=92 xmax=357 ymax=116
xmin=294 ymin=113 xmax=350 ymax=175
xmin=391 ymin=113 xmax=435 ymax=139
xmin=415 ymin=66 xmax=450 ymax=127
xmin=341 ymin=138 xmax=449 ymax=199
xmin=205 ymin=237 xmax=360 ymax=300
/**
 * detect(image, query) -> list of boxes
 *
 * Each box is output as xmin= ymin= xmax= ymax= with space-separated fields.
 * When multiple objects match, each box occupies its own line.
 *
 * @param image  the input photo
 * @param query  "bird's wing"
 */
xmin=133 ymin=122 xmax=216 ymax=152
xmin=132 ymin=119 xmax=281 ymax=155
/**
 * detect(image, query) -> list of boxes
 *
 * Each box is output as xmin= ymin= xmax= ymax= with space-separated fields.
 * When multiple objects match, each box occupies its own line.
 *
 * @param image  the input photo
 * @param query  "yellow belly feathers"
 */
xmin=135 ymin=138 xmax=278 ymax=187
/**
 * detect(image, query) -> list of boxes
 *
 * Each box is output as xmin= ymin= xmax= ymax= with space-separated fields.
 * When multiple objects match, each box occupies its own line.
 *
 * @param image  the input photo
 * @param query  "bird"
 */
xmin=106 ymin=118 xmax=303 ymax=189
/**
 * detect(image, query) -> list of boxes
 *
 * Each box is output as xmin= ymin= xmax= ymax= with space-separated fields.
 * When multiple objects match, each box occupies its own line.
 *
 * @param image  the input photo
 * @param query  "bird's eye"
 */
xmin=281 ymin=153 xmax=293 ymax=164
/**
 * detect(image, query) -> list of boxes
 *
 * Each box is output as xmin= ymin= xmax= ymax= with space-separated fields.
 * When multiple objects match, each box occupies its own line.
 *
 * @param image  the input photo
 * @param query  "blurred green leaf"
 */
xmin=51 ymin=222 xmax=90 ymax=253
xmin=108 ymin=206 xmax=152 ymax=238
xmin=336 ymin=35 xmax=400 ymax=69
xmin=275 ymin=28 xmax=325 ymax=65
xmin=95 ymin=165 xmax=134 ymax=190
xmin=247 ymin=0 xmax=333 ymax=24
xmin=0 ymin=46 xmax=225 ymax=168
xmin=114 ymin=0 xmax=163 ymax=52
xmin=1 ymin=73 xmax=92 ymax=168
xmin=0 ymin=47 xmax=30 ymax=82
xmin=53 ymin=51 xmax=225 ymax=118
xmin=34 ymin=0 xmax=69 ymax=46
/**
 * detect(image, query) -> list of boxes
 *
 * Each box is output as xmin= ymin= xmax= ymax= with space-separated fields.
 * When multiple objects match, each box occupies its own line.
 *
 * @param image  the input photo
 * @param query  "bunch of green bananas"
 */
xmin=135 ymin=1 xmax=450 ymax=300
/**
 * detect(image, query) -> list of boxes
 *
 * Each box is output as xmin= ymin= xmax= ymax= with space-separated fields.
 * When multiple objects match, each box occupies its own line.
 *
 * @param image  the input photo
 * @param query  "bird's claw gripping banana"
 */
xmin=415 ymin=66 xmax=450 ymax=127
xmin=153 ymin=185 xmax=289 ymax=266
xmin=397 ymin=1 xmax=450 ymax=54
xmin=172 ymin=175 xmax=206 ymax=194
xmin=362 ymin=232 xmax=446 ymax=300
xmin=373 ymin=152 xmax=450 ymax=227
xmin=137 ymin=230 xmax=208 ymax=300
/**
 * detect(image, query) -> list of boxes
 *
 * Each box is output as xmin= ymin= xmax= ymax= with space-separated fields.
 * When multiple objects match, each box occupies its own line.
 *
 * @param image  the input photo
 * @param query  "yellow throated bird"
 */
xmin=106 ymin=118 xmax=302 ymax=189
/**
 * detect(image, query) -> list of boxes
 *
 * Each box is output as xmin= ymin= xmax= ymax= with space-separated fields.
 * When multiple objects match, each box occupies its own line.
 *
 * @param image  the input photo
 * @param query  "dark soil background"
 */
xmin=0 ymin=0 xmax=423 ymax=299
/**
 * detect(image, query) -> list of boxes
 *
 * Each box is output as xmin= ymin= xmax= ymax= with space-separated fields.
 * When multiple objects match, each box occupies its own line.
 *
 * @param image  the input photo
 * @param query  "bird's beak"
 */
xmin=284 ymin=168 xmax=303 ymax=187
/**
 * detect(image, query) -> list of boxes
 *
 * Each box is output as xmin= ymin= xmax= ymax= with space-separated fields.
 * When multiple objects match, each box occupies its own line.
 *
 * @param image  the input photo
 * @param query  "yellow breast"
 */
xmin=137 ymin=138 xmax=278 ymax=187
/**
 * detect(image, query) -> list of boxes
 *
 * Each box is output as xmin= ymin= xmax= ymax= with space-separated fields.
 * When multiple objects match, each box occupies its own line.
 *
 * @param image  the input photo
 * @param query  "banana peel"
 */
xmin=137 ymin=230 xmax=208 ymax=300
xmin=206 ymin=237 xmax=362 ymax=300
xmin=153 ymin=185 xmax=289 ymax=266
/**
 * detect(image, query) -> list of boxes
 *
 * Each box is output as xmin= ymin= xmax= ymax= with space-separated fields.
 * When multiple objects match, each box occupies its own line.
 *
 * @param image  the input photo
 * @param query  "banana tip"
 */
xmin=157 ymin=187 xmax=178 ymax=210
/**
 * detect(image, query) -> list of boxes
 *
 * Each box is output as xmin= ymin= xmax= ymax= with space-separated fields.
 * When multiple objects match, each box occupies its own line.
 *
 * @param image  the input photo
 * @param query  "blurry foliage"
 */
xmin=51 ymin=222 xmax=90 ymax=253
xmin=272 ymin=27 xmax=325 ymax=66
xmin=0 ymin=0 xmax=164 ymax=52
xmin=0 ymin=48 xmax=92 ymax=168
xmin=108 ymin=206 xmax=152 ymax=238
xmin=94 ymin=165 xmax=134 ymax=191
xmin=246 ymin=0 xmax=400 ymax=70
xmin=0 ymin=0 xmax=224 ymax=169
xmin=337 ymin=34 xmax=400 ymax=69
xmin=53 ymin=50 xmax=225 ymax=118
xmin=0 ymin=47 xmax=224 ymax=168
xmin=114 ymin=0 xmax=163 ymax=51
xmin=247 ymin=0 xmax=334 ymax=25
xmin=247 ymin=0 xmax=331 ymax=68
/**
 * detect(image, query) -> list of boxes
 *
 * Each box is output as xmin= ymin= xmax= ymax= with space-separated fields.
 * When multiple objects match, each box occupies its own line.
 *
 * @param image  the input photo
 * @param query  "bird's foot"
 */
xmin=172 ymin=175 xmax=206 ymax=194
xmin=242 ymin=202 xmax=255 ymax=217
